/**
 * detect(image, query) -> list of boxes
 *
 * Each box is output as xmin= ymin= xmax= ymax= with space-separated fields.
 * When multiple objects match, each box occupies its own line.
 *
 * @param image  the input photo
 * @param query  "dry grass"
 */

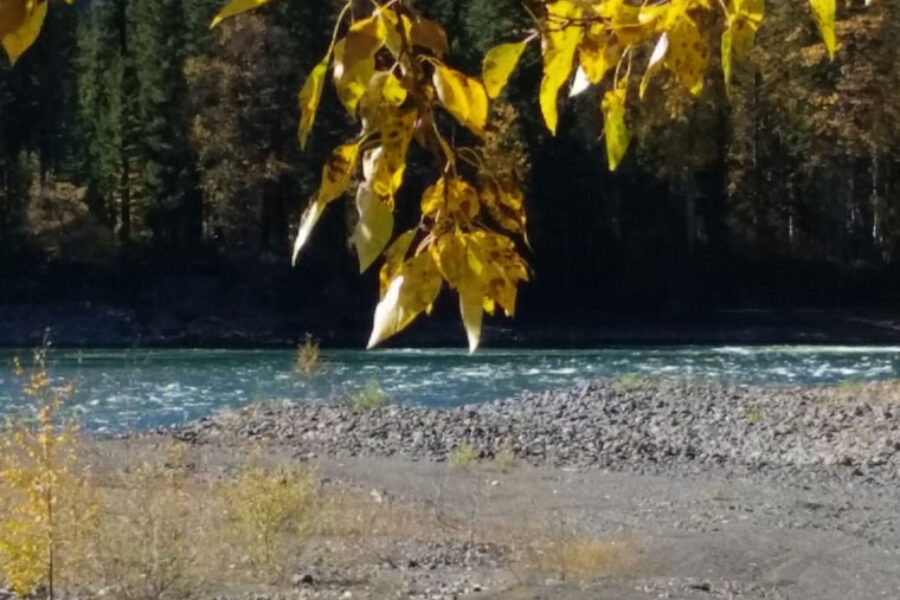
xmin=827 ymin=379 xmax=900 ymax=404
xmin=0 ymin=437 xmax=640 ymax=597
xmin=526 ymin=535 xmax=639 ymax=581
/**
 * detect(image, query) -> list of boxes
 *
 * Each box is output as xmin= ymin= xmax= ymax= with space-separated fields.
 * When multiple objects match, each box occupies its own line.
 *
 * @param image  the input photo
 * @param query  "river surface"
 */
xmin=1 ymin=346 xmax=899 ymax=432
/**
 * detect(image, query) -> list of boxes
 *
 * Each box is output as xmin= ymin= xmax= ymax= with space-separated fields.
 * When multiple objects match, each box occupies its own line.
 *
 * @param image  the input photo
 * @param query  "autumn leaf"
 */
xmin=722 ymin=0 xmax=764 ymax=94
xmin=808 ymin=0 xmax=837 ymax=59
xmin=601 ymin=86 xmax=630 ymax=171
xmin=579 ymin=24 xmax=621 ymax=85
xmin=539 ymin=0 xmax=583 ymax=134
xmin=352 ymin=184 xmax=394 ymax=273
xmin=0 ymin=0 xmax=48 ymax=66
xmin=640 ymin=33 xmax=669 ymax=99
xmin=368 ymin=252 xmax=443 ymax=348
xmin=409 ymin=16 xmax=450 ymax=57
xmin=298 ymin=57 xmax=329 ymax=149
xmin=432 ymin=63 xmax=488 ymax=137
xmin=370 ymin=110 xmax=417 ymax=200
xmin=333 ymin=39 xmax=375 ymax=117
xmin=292 ymin=141 xmax=361 ymax=264
xmin=421 ymin=177 xmax=480 ymax=221
xmin=210 ymin=0 xmax=274 ymax=29
xmin=666 ymin=16 xmax=707 ymax=96
xmin=482 ymin=41 xmax=528 ymax=99
xmin=380 ymin=229 xmax=417 ymax=296
xmin=459 ymin=290 xmax=484 ymax=353
xmin=481 ymin=179 xmax=527 ymax=235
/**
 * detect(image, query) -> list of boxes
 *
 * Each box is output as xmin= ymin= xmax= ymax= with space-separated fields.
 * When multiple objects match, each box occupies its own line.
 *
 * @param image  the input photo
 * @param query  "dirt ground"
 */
xmin=91 ymin=435 xmax=900 ymax=600
xmin=312 ymin=454 xmax=900 ymax=600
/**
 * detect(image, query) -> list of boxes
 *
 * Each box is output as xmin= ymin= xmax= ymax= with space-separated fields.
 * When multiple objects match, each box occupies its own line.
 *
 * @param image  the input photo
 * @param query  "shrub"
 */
xmin=351 ymin=380 xmax=388 ymax=411
xmin=450 ymin=443 xmax=479 ymax=469
xmin=0 ymin=353 xmax=87 ymax=599
xmin=222 ymin=458 xmax=315 ymax=578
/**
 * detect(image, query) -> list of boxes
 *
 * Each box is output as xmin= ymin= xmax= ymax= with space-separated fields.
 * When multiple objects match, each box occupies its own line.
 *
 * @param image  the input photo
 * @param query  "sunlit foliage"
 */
xmin=0 ymin=354 xmax=84 ymax=598
xmin=2 ymin=0 xmax=843 ymax=351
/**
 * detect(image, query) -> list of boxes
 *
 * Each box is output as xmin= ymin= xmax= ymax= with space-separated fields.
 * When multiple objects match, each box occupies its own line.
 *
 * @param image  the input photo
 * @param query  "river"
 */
xmin=1 ymin=346 xmax=899 ymax=432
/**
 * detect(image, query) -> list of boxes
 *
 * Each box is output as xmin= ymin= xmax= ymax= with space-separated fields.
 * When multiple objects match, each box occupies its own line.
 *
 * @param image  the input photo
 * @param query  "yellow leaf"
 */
xmin=665 ymin=16 xmax=707 ymax=96
xmin=579 ymin=25 xmax=621 ymax=84
xmin=481 ymin=180 xmax=526 ymax=235
xmin=808 ymin=0 xmax=837 ymax=59
xmin=292 ymin=200 xmax=326 ymax=266
xmin=333 ymin=39 xmax=375 ymax=116
xmin=359 ymin=71 xmax=408 ymax=126
xmin=292 ymin=141 xmax=361 ymax=264
xmin=352 ymin=184 xmax=394 ymax=273
xmin=343 ymin=15 xmax=386 ymax=66
xmin=371 ymin=110 xmax=417 ymax=200
xmin=459 ymin=290 xmax=483 ymax=353
xmin=409 ymin=16 xmax=449 ymax=56
xmin=433 ymin=63 xmax=488 ymax=137
xmin=0 ymin=0 xmax=48 ymax=66
xmin=318 ymin=141 xmax=361 ymax=204
xmin=601 ymin=87 xmax=631 ymax=171
xmin=421 ymin=176 xmax=479 ymax=220
xmin=482 ymin=41 xmax=527 ymax=99
xmin=210 ymin=0 xmax=274 ymax=29
xmin=298 ymin=57 xmax=329 ymax=150
xmin=368 ymin=252 xmax=443 ymax=348
xmin=539 ymin=0 xmax=583 ymax=134
xmin=640 ymin=33 xmax=668 ymax=99
xmin=379 ymin=9 xmax=412 ymax=58
xmin=380 ymin=229 xmax=417 ymax=297
xmin=722 ymin=0 xmax=764 ymax=93
xmin=721 ymin=28 xmax=733 ymax=96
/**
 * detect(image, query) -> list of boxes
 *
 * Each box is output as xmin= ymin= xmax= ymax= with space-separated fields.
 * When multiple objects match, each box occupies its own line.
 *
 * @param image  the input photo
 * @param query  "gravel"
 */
xmin=169 ymin=379 xmax=900 ymax=480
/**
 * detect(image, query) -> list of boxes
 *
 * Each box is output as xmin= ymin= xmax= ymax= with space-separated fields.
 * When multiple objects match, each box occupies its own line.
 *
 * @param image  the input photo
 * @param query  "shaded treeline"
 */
xmin=1 ymin=0 xmax=900 ymax=334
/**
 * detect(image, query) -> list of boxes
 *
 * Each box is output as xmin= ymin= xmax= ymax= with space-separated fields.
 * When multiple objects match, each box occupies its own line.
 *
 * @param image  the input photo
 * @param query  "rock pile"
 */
xmin=171 ymin=379 xmax=900 ymax=478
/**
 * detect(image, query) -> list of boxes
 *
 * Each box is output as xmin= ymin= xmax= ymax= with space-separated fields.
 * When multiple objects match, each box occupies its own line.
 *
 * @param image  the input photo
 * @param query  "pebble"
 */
xmin=169 ymin=379 xmax=900 ymax=482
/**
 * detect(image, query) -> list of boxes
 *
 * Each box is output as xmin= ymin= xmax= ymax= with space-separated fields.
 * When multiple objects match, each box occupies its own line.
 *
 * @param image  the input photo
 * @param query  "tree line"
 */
xmin=1 ymin=0 xmax=899 ymax=320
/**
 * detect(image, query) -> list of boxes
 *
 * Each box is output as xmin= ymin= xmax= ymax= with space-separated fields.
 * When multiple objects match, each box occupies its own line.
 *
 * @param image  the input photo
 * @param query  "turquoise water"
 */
xmin=1 ymin=346 xmax=899 ymax=432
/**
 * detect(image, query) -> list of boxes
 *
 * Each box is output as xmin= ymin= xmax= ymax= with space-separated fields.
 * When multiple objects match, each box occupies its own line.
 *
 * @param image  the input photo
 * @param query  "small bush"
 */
xmin=612 ymin=373 xmax=643 ymax=392
xmin=296 ymin=334 xmax=324 ymax=378
xmin=0 ymin=353 xmax=87 ymax=599
xmin=529 ymin=536 xmax=636 ymax=581
xmin=450 ymin=443 xmax=479 ymax=469
xmin=222 ymin=458 xmax=315 ymax=578
xmin=351 ymin=380 xmax=388 ymax=411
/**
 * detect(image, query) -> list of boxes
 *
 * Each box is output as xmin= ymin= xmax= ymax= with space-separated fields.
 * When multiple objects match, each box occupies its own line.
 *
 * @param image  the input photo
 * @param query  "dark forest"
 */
xmin=1 ymin=0 xmax=899 ymax=346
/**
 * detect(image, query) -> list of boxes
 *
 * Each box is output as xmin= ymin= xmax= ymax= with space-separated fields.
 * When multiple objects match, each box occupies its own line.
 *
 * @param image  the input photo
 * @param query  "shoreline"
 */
xmin=6 ymin=307 xmax=900 ymax=349
xmin=168 ymin=378 xmax=900 ymax=484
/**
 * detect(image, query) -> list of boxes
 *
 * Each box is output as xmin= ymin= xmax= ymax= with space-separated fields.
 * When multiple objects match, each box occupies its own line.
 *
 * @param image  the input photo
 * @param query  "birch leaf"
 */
xmin=666 ymin=16 xmax=707 ymax=96
xmin=539 ymin=0 xmax=583 ymax=134
xmin=352 ymin=184 xmax=394 ymax=273
xmin=808 ymin=0 xmax=837 ymax=59
xmin=298 ymin=57 xmax=329 ymax=149
xmin=640 ymin=33 xmax=668 ymax=99
xmin=0 ymin=0 xmax=48 ymax=65
xmin=292 ymin=141 xmax=361 ymax=263
xmin=459 ymin=291 xmax=484 ymax=353
xmin=601 ymin=86 xmax=631 ymax=171
xmin=368 ymin=253 xmax=442 ymax=348
xmin=210 ymin=0 xmax=274 ymax=29
xmin=482 ymin=41 xmax=527 ymax=99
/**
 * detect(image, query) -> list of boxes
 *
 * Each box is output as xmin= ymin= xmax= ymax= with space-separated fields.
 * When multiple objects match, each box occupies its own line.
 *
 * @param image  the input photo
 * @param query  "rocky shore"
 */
xmin=171 ymin=378 xmax=900 ymax=481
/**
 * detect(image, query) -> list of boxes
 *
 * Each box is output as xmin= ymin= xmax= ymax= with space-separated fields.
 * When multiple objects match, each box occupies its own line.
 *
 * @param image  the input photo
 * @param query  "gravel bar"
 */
xmin=170 ymin=379 xmax=900 ymax=480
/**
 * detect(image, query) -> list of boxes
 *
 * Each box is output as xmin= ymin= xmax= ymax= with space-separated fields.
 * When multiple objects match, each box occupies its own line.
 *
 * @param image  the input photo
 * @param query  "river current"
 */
xmin=1 ymin=346 xmax=899 ymax=432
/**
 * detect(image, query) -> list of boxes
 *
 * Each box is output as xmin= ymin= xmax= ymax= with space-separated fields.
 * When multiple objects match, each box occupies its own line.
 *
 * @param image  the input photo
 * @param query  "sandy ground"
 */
xmin=311 ymin=454 xmax=900 ymax=600
xmin=95 ymin=435 xmax=900 ymax=600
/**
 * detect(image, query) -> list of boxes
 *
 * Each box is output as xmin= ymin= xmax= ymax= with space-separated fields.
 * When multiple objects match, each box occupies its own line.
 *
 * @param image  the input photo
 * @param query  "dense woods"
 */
xmin=1 ymin=0 xmax=899 ymax=341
